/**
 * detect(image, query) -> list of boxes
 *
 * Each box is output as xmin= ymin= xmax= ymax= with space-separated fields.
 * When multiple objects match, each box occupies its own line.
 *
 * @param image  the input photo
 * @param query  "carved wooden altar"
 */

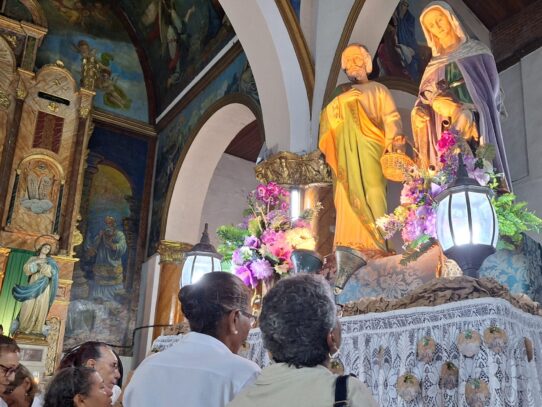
xmin=0 ymin=3 xmax=95 ymax=371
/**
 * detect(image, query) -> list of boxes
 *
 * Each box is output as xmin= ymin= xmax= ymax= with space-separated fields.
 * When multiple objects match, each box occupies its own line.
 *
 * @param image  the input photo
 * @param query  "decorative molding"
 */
xmin=0 ymin=90 xmax=10 ymax=109
xmin=255 ymin=150 xmax=332 ymax=186
xmin=275 ymin=0 xmax=314 ymax=104
xmin=92 ymin=108 xmax=156 ymax=138
xmin=157 ymin=240 xmax=193 ymax=264
xmin=156 ymin=41 xmax=244 ymax=131
xmin=323 ymin=0 xmax=366 ymax=107
xmin=45 ymin=317 xmax=60 ymax=375
xmin=18 ymin=0 xmax=47 ymax=28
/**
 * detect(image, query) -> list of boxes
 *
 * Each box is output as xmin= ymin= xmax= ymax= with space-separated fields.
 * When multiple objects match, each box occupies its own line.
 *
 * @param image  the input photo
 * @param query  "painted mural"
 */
xmin=27 ymin=0 xmax=149 ymax=122
xmin=64 ymin=127 xmax=150 ymax=353
xmin=149 ymin=52 xmax=259 ymax=252
xmin=117 ymin=0 xmax=236 ymax=113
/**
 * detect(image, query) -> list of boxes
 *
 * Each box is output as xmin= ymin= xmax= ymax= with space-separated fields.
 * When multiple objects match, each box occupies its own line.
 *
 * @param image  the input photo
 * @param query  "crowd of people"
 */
xmin=1 ymin=272 xmax=377 ymax=406
xmin=0 ymin=337 xmax=121 ymax=407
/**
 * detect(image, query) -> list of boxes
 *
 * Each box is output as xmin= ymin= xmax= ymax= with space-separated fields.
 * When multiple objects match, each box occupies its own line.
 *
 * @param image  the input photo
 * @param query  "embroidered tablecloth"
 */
xmin=243 ymin=297 xmax=542 ymax=406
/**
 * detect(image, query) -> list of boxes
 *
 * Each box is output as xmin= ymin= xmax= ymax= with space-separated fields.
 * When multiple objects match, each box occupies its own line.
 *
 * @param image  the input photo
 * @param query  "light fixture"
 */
xmin=180 ymin=223 xmax=223 ymax=287
xmin=290 ymin=187 xmax=301 ymax=219
xmin=434 ymin=154 xmax=498 ymax=277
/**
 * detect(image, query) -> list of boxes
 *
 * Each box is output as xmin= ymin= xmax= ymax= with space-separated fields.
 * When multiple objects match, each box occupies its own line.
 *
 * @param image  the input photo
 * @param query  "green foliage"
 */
xmin=476 ymin=144 xmax=496 ymax=162
xmin=492 ymin=193 xmax=542 ymax=250
xmin=216 ymin=225 xmax=249 ymax=262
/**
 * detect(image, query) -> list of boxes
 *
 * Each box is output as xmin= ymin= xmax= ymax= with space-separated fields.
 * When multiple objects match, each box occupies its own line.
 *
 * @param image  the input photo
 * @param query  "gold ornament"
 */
xmin=255 ymin=150 xmax=332 ymax=186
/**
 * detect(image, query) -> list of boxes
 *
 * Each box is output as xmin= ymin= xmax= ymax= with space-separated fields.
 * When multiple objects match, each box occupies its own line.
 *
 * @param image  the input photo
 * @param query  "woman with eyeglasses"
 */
xmin=43 ymin=367 xmax=110 ymax=407
xmin=2 ymin=364 xmax=39 ymax=407
xmin=228 ymin=274 xmax=377 ymax=407
xmin=124 ymin=272 xmax=260 ymax=407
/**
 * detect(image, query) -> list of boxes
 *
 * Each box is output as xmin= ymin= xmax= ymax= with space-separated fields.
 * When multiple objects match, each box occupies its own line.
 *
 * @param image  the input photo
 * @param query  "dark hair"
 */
xmin=43 ymin=367 xmax=95 ymax=407
xmin=3 ymin=364 xmax=38 ymax=400
xmin=60 ymin=342 xmax=105 ymax=369
xmin=259 ymin=274 xmax=337 ymax=367
xmin=60 ymin=341 xmax=123 ymax=385
xmin=179 ymin=272 xmax=250 ymax=337
xmin=0 ymin=335 xmax=20 ymax=356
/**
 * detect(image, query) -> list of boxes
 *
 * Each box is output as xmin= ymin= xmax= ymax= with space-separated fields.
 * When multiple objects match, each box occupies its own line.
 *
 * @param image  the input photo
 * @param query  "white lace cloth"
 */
xmin=243 ymin=298 xmax=542 ymax=406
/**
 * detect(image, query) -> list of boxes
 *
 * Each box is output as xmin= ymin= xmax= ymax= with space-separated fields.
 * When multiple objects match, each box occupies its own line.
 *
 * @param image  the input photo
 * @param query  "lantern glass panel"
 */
xmin=181 ymin=256 xmax=195 ymax=287
xmin=468 ymin=191 xmax=495 ymax=246
xmin=450 ymin=192 xmax=470 ymax=246
xmin=212 ymin=257 xmax=222 ymax=271
xmin=436 ymin=195 xmax=454 ymax=250
xmin=191 ymin=255 xmax=214 ymax=284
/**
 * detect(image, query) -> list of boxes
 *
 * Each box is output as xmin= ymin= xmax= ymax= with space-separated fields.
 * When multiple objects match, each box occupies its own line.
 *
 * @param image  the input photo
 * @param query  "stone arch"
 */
xmin=220 ymin=0 xmax=310 ymax=153
xmin=163 ymin=98 xmax=259 ymax=244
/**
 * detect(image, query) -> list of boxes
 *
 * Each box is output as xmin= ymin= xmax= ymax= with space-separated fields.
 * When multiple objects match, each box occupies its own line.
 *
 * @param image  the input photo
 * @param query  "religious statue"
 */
xmin=319 ymin=44 xmax=405 ymax=292
xmin=12 ymin=240 xmax=59 ymax=336
xmin=412 ymin=1 xmax=511 ymax=188
xmin=86 ymin=216 xmax=127 ymax=301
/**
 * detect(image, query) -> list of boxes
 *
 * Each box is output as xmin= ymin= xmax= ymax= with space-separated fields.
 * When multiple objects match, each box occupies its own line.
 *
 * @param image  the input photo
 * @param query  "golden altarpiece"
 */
xmin=0 ymin=9 xmax=95 ymax=374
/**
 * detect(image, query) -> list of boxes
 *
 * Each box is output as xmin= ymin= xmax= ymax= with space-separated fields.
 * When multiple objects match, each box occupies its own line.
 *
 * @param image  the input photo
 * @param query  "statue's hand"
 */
xmin=412 ymin=106 xmax=429 ymax=129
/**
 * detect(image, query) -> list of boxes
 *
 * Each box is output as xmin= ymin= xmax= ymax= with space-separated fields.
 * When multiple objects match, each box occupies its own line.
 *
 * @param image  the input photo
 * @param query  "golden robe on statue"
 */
xmin=319 ymin=82 xmax=402 ymax=253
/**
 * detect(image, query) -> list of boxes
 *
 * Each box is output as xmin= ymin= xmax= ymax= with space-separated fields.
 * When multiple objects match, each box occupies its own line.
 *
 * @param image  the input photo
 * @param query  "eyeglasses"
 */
xmin=0 ymin=363 xmax=19 ymax=377
xmin=239 ymin=310 xmax=258 ymax=327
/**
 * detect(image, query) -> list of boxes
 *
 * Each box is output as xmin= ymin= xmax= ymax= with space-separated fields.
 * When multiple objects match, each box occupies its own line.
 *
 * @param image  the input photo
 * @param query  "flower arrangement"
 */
xmin=217 ymin=182 xmax=320 ymax=288
xmin=376 ymin=128 xmax=542 ymax=263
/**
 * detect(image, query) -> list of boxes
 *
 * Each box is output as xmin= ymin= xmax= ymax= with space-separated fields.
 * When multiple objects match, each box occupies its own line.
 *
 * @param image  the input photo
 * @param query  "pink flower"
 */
xmin=250 ymin=258 xmax=274 ymax=280
xmin=256 ymin=184 xmax=267 ymax=199
xmin=437 ymin=130 xmax=456 ymax=153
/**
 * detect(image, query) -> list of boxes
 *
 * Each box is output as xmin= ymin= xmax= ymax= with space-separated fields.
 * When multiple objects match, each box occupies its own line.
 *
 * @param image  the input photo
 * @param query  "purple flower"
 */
xmin=235 ymin=263 xmax=257 ymax=288
xmin=232 ymin=248 xmax=244 ymax=266
xmin=249 ymin=258 xmax=274 ymax=280
xmin=244 ymin=236 xmax=261 ymax=249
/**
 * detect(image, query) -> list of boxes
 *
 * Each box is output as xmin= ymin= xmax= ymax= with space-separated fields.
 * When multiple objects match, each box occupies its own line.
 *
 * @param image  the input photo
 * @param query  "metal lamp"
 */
xmin=180 ymin=223 xmax=222 ymax=287
xmin=434 ymin=154 xmax=498 ymax=277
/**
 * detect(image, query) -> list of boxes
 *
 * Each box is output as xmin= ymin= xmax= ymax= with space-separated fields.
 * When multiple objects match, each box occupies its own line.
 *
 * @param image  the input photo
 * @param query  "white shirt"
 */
xmin=0 ymin=398 xmax=6 ymax=407
xmin=124 ymin=332 xmax=260 ymax=407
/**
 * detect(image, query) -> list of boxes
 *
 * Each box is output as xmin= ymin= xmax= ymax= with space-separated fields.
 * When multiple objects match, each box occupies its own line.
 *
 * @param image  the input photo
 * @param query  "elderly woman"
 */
xmin=124 ymin=272 xmax=260 ymax=407
xmin=411 ymin=1 xmax=510 ymax=188
xmin=228 ymin=274 xmax=377 ymax=407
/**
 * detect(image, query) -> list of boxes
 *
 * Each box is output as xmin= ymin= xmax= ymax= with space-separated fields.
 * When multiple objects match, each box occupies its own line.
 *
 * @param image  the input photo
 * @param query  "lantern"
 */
xmin=434 ymin=155 xmax=498 ymax=277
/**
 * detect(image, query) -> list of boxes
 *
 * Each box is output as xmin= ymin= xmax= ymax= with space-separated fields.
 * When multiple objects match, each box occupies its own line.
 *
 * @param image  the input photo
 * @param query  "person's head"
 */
xmin=2 ymin=364 xmax=38 ymax=406
xmin=341 ymin=44 xmax=372 ymax=83
xmin=0 ymin=336 xmax=20 ymax=392
xmin=179 ymin=272 xmax=253 ymax=354
xmin=44 ymin=367 xmax=110 ymax=407
xmin=259 ymin=274 xmax=341 ymax=368
xmin=420 ymin=2 xmax=466 ymax=56
xmin=60 ymin=342 xmax=120 ymax=392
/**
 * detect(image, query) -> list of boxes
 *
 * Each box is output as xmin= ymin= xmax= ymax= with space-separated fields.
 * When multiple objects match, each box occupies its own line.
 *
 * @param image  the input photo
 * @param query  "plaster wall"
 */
xmin=199 ymin=153 xmax=259 ymax=247
xmin=500 ymin=46 xmax=542 ymax=242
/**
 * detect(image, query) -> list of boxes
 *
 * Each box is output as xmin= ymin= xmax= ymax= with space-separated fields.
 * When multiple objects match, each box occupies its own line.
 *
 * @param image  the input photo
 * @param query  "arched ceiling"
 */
xmin=2 ymin=0 xmax=536 ymax=126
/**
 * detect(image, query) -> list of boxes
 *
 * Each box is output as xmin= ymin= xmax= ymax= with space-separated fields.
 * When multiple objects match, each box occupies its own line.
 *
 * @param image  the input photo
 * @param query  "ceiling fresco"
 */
xmin=2 ymin=0 xmax=150 ymax=122
xmin=116 ymin=0 xmax=236 ymax=115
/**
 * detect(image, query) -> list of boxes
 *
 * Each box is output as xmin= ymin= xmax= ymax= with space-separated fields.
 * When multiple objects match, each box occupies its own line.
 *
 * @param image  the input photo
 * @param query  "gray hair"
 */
xmin=259 ymin=274 xmax=337 ymax=367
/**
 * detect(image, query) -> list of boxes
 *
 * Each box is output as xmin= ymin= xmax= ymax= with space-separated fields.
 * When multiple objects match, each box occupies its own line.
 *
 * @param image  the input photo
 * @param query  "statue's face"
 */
xmin=341 ymin=46 xmax=372 ymax=81
xmin=422 ymin=8 xmax=453 ymax=41
xmin=41 ymin=244 xmax=51 ymax=255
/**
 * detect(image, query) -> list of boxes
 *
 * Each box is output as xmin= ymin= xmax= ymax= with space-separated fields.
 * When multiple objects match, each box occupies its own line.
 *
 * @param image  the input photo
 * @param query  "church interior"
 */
xmin=1 ymin=0 xmax=542 ymax=405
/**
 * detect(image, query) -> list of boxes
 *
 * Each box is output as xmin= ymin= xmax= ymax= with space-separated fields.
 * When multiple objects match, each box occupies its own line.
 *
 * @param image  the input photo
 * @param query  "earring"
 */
xmin=234 ymin=330 xmax=239 ymax=334
xmin=328 ymin=349 xmax=344 ymax=375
